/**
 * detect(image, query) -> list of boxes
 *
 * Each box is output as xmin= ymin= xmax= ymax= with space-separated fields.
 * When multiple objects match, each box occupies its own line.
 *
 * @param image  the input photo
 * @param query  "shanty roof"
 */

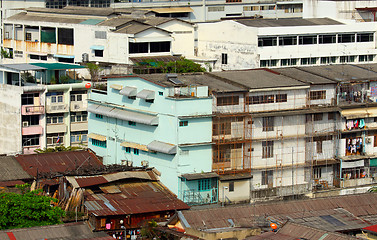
xmin=0 ymin=156 xmax=32 ymax=181
xmin=209 ymin=69 xmax=308 ymax=90
xmin=219 ymin=172 xmax=252 ymax=181
xmin=146 ymin=7 xmax=194 ymax=14
xmin=246 ymin=222 xmax=356 ymax=240
xmin=0 ymin=222 xmax=112 ymax=240
xmin=26 ymin=6 xmax=117 ymax=17
xmin=235 ymin=18 xmax=344 ymax=28
xmin=66 ymin=171 xmax=158 ymax=188
xmin=6 ymin=12 xmax=94 ymax=24
xmin=296 ymin=64 xmax=377 ymax=82
xmin=272 ymin=67 xmax=338 ymax=85
xmin=15 ymin=150 xmax=103 ymax=177
xmin=181 ymin=172 xmax=219 ymax=180
xmin=84 ymin=181 xmax=190 ymax=216
xmin=136 ymin=73 xmax=247 ymax=92
xmin=114 ymin=22 xmax=157 ymax=34
xmin=179 ymin=193 xmax=377 ymax=231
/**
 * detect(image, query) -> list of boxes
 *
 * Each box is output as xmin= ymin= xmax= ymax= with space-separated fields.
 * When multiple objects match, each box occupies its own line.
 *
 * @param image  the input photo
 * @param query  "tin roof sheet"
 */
xmin=85 ymin=181 xmax=189 ymax=216
xmin=14 ymin=150 xmax=103 ymax=177
xmin=0 ymin=156 xmax=32 ymax=181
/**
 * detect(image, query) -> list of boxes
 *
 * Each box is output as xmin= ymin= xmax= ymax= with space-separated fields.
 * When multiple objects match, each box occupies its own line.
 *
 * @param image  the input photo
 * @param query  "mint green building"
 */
xmin=88 ymin=73 xmax=216 ymax=204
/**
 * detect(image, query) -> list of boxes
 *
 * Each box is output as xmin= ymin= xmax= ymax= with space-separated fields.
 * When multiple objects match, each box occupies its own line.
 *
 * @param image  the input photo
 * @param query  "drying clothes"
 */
xmin=354 ymin=120 xmax=359 ymax=128
xmin=359 ymin=119 xmax=365 ymax=128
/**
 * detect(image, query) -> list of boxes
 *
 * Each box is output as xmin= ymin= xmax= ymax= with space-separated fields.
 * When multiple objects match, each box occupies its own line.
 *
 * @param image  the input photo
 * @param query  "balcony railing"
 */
xmin=22 ymin=105 xmax=45 ymax=115
xmin=46 ymin=104 xmax=69 ymax=113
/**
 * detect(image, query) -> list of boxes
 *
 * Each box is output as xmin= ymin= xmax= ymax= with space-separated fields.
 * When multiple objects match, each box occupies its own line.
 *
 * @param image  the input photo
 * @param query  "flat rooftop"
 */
xmin=235 ymin=18 xmax=344 ymax=28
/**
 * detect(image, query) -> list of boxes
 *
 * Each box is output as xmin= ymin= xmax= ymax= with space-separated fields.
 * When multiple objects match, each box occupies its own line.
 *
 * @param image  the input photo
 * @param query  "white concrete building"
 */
xmin=2 ymin=7 xmax=194 ymax=71
xmin=197 ymin=18 xmax=377 ymax=71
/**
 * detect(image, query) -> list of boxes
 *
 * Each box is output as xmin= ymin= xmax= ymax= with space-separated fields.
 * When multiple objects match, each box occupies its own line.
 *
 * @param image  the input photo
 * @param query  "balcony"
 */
xmin=23 ymin=146 xmax=39 ymax=154
xmin=71 ymin=122 xmax=88 ymax=132
xmin=22 ymin=125 xmax=43 ymax=135
xmin=70 ymin=102 xmax=87 ymax=112
xmin=46 ymin=104 xmax=69 ymax=113
xmin=22 ymin=105 xmax=45 ymax=115
xmin=46 ymin=124 xmax=67 ymax=134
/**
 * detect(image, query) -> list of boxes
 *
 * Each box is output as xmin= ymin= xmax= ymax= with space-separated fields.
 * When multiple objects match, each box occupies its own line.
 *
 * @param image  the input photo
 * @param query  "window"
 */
xmin=321 ymin=57 xmax=337 ymax=64
xmin=262 ymin=170 xmax=273 ymax=186
xmin=71 ymin=112 xmax=87 ymax=122
xmin=208 ymin=6 xmax=225 ymax=12
xmin=25 ymin=32 xmax=32 ymax=41
xmin=359 ymin=54 xmax=374 ymax=62
xmin=150 ymin=42 xmax=170 ymax=53
xmin=125 ymin=147 xmax=131 ymax=153
xmin=48 ymin=92 xmax=64 ymax=103
xmin=281 ymin=58 xmax=298 ymax=66
xmin=71 ymin=94 xmax=83 ymax=102
xmin=22 ymin=115 xmax=39 ymax=126
xmin=128 ymin=121 xmax=136 ymax=126
xmin=217 ymin=96 xmax=239 ymax=106
xmin=301 ymin=57 xmax=317 ymax=65
xmin=47 ymin=134 xmax=63 ymax=145
xmin=276 ymin=94 xmax=287 ymax=103
xmin=213 ymin=144 xmax=241 ymax=163
xmin=248 ymin=95 xmax=274 ymax=104
xmin=319 ymin=34 xmax=336 ymax=44
xmin=213 ymin=118 xmax=231 ymax=136
xmin=258 ymin=37 xmax=277 ymax=47
xmin=229 ymin=182 xmax=234 ymax=192
xmin=263 ymin=117 xmax=274 ymax=132
xmin=222 ymin=53 xmax=228 ymax=65
xmin=95 ymin=31 xmax=107 ymax=39
xmin=70 ymin=131 xmax=88 ymax=143
xmin=313 ymin=113 xmax=323 ymax=121
xmin=47 ymin=114 xmax=64 ymax=124
xmin=309 ymin=90 xmax=326 ymax=100
xmin=22 ymin=135 xmax=40 ymax=146
xmin=279 ymin=36 xmax=297 ymax=46
xmin=95 ymin=114 xmax=103 ymax=119
xmin=260 ymin=59 xmax=277 ymax=67
xmin=129 ymin=42 xmax=148 ymax=54
xmin=198 ymin=179 xmax=211 ymax=191
xmin=145 ymin=99 xmax=154 ymax=103
xmin=313 ymin=167 xmax=322 ymax=179
xmin=328 ymin=112 xmax=335 ymax=120
xmin=179 ymin=121 xmax=188 ymax=127
xmin=58 ymin=28 xmax=74 ymax=45
xmin=357 ymin=33 xmax=373 ymax=42
xmin=338 ymin=33 xmax=355 ymax=43
xmin=159 ymin=91 xmax=163 ymax=96
xmin=262 ymin=141 xmax=273 ymax=158
xmin=299 ymin=35 xmax=317 ymax=45
xmin=94 ymin=50 xmax=103 ymax=57
xmin=134 ymin=149 xmax=139 ymax=155
xmin=21 ymin=93 xmax=39 ymax=105
xmin=91 ymin=139 xmax=106 ymax=148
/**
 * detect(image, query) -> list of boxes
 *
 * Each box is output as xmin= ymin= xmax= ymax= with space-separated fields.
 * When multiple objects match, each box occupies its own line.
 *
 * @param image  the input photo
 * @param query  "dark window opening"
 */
xmin=58 ymin=28 xmax=74 ymax=45
xmin=150 ymin=42 xmax=170 ymax=53
xmin=319 ymin=34 xmax=336 ymax=44
xmin=222 ymin=53 xmax=228 ymax=64
xmin=338 ymin=33 xmax=355 ymax=43
xmin=94 ymin=50 xmax=103 ymax=57
xmin=299 ymin=35 xmax=317 ymax=45
xmin=279 ymin=36 xmax=297 ymax=46
xmin=357 ymin=33 xmax=373 ymax=42
xmin=258 ymin=37 xmax=277 ymax=47
xmin=129 ymin=42 xmax=148 ymax=54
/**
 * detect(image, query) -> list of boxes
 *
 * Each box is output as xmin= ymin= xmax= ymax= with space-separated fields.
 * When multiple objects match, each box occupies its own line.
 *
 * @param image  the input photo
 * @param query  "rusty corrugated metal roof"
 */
xmin=247 ymin=222 xmax=356 ymax=240
xmin=84 ymin=181 xmax=189 ymax=216
xmin=181 ymin=193 xmax=377 ymax=231
xmin=15 ymin=150 xmax=103 ymax=177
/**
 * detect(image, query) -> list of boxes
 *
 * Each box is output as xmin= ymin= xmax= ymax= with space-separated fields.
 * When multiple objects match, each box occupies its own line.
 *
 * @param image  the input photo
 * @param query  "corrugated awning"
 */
xmin=342 ymin=160 xmax=364 ymax=169
xmin=120 ymin=141 xmax=148 ymax=151
xmin=88 ymin=104 xmax=159 ymax=125
xmin=137 ymin=89 xmax=155 ymax=100
xmin=110 ymin=84 xmax=123 ymax=90
xmin=88 ymin=133 xmax=106 ymax=141
xmin=181 ymin=172 xmax=219 ymax=180
xmin=341 ymin=107 xmax=377 ymax=119
xmin=147 ymin=140 xmax=176 ymax=154
xmin=149 ymin=7 xmax=193 ymax=13
xmin=120 ymin=86 xmax=137 ymax=97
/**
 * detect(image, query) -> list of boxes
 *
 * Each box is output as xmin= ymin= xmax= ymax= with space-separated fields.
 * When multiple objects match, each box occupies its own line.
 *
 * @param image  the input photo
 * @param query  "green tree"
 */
xmin=86 ymin=62 xmax=103 ymax=82
xmin=136 ymin=57 xmax=206 ymax=73
xmin=0 ymin=185 xmax=65 ymax=229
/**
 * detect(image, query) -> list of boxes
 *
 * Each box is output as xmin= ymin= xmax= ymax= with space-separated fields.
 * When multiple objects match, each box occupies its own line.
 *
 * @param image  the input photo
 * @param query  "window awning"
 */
xmin=53 ymin=54 xmax=75 ymax=59
xmin=342 ymin=160 xmax=364 ymax=169
xmin=120 ymin=141 xmax=148 ymax=151
xmin=120 ymin=86 xmax=137 ymax=97
xmin=88 ymin=133 xmax=106 ymax=141
xmin=110 ymin=84 xmax=123 ymax=90
xmin=341 ymin=107 xmax=377 ymax=119
xmin=147 ymin=140 xmax=176 ymax=154
xmin=90 ymin=45 xmax=105 ymax=50
xmin=371 ymin=158 xmax=377 ymax=167
xmin=181 ymin=172 xmax=219 ymax=181
xmin=88 ymin=104 xmax=158 ymax=126
xmin=137 ymin=89 xmax=155 ymax=100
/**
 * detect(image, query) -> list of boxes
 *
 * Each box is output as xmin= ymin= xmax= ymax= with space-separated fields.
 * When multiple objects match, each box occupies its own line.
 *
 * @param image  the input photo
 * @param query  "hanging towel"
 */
xmin=359 ymin=119 xmax=365 ymax=128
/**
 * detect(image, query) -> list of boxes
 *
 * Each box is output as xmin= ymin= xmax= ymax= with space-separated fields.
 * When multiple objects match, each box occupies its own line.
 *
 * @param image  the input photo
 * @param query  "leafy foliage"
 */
xmin=1 ymin=48 xmax=12 ymax=59
xmin=86 ymin=62 xmax=103 ymax=82
xmin=136 ymin=58 xmax=205 ymax=73
xmin=34 ymin=145 xmax=83 ymax=154
xmin=0 ymin=185 xmax=65 ymax=229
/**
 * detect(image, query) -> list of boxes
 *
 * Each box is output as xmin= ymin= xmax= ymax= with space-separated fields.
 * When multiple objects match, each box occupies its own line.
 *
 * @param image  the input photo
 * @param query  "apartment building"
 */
xmin=197 ymin=18 xmax=377 ymax=71
xmin=2 ymin=7 xmax=194 ymax=70
xmin=0 ymin=63 xmax=89 ymax=155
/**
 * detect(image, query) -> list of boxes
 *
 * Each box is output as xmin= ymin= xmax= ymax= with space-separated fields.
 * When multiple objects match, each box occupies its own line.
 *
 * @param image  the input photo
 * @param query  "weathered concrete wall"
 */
xmin=0 ymin=84 xmax=22 ymax=154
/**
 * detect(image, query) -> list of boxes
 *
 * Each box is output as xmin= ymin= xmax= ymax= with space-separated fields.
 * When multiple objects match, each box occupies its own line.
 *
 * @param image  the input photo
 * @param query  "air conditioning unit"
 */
xmin=74 ymin=104 xmax=80 ymax=109
xmin=22 ymin=121 xmax=29 ymax=127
